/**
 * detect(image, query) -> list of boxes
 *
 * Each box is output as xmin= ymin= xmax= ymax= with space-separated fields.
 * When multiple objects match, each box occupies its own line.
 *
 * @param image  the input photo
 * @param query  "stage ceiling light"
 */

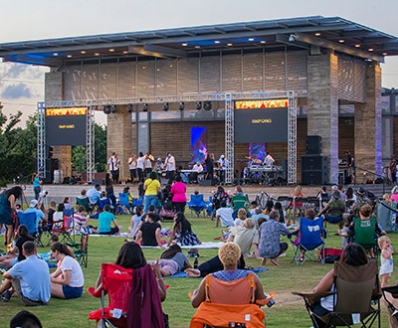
xmin=142 ymin=103 xmax=148 ymax=112
xmin=127 ymin=104 xmax=134 ymax=113
xmin=178 ymin=101 xmax=185 ymax=111
xmin=204 ymin=101 xmax=212 ymax=111
xmin=163 ymin=102 xmax=169 ymax=111
xmin=196 ymin=101 xmax=202 ymax=110
xmin=110 ymin=105 xmax=117 ymax=113
xmin=103 ymin=105 xmax=111 ymax=114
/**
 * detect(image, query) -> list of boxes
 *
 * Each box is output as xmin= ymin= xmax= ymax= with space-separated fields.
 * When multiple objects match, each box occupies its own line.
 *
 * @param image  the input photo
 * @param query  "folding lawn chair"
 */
xmin=381 ymin=285 xmax=398 ymax=327
xmin=119 ymin=193 xmax=133 ymax=214
xmin=68 ymin=233 xmax=88 ymax=268
xmin=352 ymin=216 xmax=378 ymax=258
xmin=293 ymin=260 xmax=381 ymax=328
xmin=289 ymin=216 xmax=325 ymax=265
xmin=188 ymin=194 xmax=207 ymax=218
xmin=51 ymin=214 xmax=74 ymax=245
xmin=17 ymin=212 xmax=39 ymax=242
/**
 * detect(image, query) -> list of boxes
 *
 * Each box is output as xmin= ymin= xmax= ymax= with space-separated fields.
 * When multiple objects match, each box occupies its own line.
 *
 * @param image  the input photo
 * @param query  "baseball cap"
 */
xmin=30 ymin=199 xmax=39 ymax=207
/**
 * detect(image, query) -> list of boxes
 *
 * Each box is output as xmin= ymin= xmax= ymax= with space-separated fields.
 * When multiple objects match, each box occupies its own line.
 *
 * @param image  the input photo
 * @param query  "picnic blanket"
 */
xmin=168 ymin=267 xmax=268 ymax=278
xmin=141 ymin=242 xmax=225 ymax=249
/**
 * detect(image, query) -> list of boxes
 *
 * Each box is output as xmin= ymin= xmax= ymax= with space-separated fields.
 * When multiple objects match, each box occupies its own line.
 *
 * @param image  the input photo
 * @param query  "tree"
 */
xmin=72 ymin=123 xmax=107 ymax=173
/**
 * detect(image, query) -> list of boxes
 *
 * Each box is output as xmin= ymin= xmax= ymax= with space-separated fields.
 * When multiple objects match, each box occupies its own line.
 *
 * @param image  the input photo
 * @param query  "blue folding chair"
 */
xmin=99 ymin=198 xmax=110 ymax=210
xmin=18 ymin=212 xmax=37 ymax=237
xmin=187 ymin=194 xmax=207 ymax=218
xmin=289 ymin=216 xmax=325 ymax=265
xmin=119 ymin=193 xmax=133 ymax=214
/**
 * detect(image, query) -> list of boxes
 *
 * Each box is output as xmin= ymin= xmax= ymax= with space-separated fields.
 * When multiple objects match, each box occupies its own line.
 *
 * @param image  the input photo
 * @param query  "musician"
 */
xmin=164 ymin=152 xmax=176 ymax=181
xmin=190 ymin=161 xmax=204 ymax=183
xmin=154 ymin=158 xmax=164 ymax=173
xmin=144 ymin=151 xmax=153 ymax=177
xmin=218 ymin=155 xmax=228 ymax=184
xmin=128 ymin=153 xmax=137 ymax=183
xmin=136 ymin=152 xmax=145 ymax=181
xmin=263 ymin=152 xmax=275 ymax=166
xmin=107 ymin=152 xmax=121 ymax=184
xmin=345 ymin=151 xmax=355 ymax=184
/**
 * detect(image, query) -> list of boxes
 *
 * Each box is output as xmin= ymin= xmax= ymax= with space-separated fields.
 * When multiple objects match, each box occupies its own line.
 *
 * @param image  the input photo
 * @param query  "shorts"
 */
xmin=12 ymin=277 xmax=47 ymax=306
xmin=0 ymin=213 xmax=13 ymax=226
xmin=158 ymin=259 xmax=179 ymax=276
xmin=62 ymin=285 xmax=83 ymax=299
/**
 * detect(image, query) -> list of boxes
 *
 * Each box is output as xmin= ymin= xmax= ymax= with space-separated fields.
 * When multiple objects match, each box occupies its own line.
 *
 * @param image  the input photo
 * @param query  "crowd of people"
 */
xmin=2 ymin=175 xmax=398 ymax=326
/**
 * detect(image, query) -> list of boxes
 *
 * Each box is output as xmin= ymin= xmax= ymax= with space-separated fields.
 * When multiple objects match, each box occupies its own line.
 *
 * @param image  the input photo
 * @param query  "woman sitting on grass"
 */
xmin=168 ymin=212 xmax=201 ymax=247
xmin=50 ymin=242 xmax=84 ymax=299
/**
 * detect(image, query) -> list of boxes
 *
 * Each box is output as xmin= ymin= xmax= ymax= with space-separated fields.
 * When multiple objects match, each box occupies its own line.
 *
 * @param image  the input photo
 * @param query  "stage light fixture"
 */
xmin=204 ymin=101 xmax=212 ymax=111
xmin=103 ymin=105 xmax=111 ymax=114
xmin=127 ymin=104 xmax=134 ymax=113
xmin=163 ymin=102 xmax=169 ymax=111
xmin=196 ymin=101 xmax=202 ymax=110
xmin=178 ymin=101 xmax=185 ymax=111
xmin=142 ymin=103 xmax=148 ymax=112
xmin=110 ymin=105 xmax=117 ymax=113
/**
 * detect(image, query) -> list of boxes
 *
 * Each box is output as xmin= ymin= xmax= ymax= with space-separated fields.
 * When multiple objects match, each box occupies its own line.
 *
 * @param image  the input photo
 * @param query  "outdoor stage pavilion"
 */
xmin=1 ymin=16 xmax=398 ymax=185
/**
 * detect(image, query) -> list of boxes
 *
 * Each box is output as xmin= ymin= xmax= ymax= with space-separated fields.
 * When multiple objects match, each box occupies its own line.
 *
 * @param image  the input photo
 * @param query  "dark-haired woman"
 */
xmin=144 ymin=171 xmax=161 ymax=213
xmin=168 ymin=212 xmax=201 ymax=247
xmin=0 ymin=186 xmax=23 ymax=245
xmin=50 ymin=242 xmax=84 ymax=299
xmin=171 ymin=175 xmax=187 ymax=214
xmin=0 ymin=224 xmax=34 ymax=268
xmin=309 ymin=243 xmax=375 ymax=327
xmin=105 ymin=173 xmax=117 ymax=206
xmin=156 ymin=244 xmax=192 ymax=277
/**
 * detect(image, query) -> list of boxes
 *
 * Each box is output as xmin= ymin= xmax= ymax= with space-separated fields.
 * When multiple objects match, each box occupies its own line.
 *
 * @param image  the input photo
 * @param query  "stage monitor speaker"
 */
xmin=301 ymin=156 xmax=328 ymax=171
xmin=302 ymin=171 xmax=329 ymax=185
xmin=306 ymin=135 xmax=322 ymax=155
xmin=199 ymin=180 xmax=213 ymax=186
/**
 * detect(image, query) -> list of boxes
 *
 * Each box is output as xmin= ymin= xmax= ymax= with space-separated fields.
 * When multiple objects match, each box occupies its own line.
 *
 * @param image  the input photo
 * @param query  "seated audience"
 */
xmin=215 ymin=201 xmax=234 ymax=228
xmin=73 ymin=206 xmax=90 ymax=233
xmin=234 ymin=208 xmax=247 ymax=227
xmin=76 ymin=189 xmax=91 ymax=212
xmin=318 ymin=190 xmax=345 ymax=225
xmin=24 ymin=199 xmax=45 ymax=234
xmin=190 ymin=242 xmax=266 ymax=307
xmin=168 ymin=212 xmax=201 ymax=246
xmin=251 ymin=207 xmax=269 ymax=228
xmin=62 ymin=197 xmax=72 ymax=211
xmin=98 ymin=204 xmax=120 ymax=235
xmin=228 ymin=218 xmax=260 ymax=259
xmin=52 ymin=203 xmax=65 ymax=230
xmin=231 ymin=185 xmax=247 ymax=219
xmin=50 ymin=242 xmax=84 ymax=299
xmin=136 ymin=213 xmax=162 ymax=247
xmin=0 ymin=241 xmax=51 ymax=305
xmin=258 ymin=210 xmax=290 ymax=266
xmin=129 ymin=205 xmax=143 ymax=238
xmin=87 ymin=184 xmax=101 ymax=206
xmin=10 ymin=310 xmax=43 ymax=328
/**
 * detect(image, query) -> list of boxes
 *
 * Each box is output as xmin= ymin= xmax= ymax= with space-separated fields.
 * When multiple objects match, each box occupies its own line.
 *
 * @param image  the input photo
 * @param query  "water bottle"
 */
xmin=193 ymin=255 xmax=198 ymax=269
xmin=264 ymin=292 xmax=275 ymax=307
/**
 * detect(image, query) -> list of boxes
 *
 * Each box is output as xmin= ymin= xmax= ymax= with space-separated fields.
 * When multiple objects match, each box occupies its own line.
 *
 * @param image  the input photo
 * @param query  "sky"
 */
xmin=1 ymin=0 xmax=397 ymax=125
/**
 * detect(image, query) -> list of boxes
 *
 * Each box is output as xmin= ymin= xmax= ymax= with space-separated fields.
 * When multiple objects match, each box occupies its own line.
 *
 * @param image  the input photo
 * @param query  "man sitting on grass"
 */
xmin=0 ymin=241 xmax=51 ymax=305
xmin=98 ymin=205 xmax=120 ymax=235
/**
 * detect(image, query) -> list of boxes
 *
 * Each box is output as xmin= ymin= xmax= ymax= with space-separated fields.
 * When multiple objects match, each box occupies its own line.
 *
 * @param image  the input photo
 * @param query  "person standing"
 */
xmin=108 ymin=152 xmax=121 ymax=184
xmin=204 ymin=152 xmax=214 ymax=181
xmin=345 ymin=150 xmax=355 ymax=184
xmin=389 ymin=155 xmax=397 ymax=185
xmin=0 ymin=241 xmax=51 ymax=305
xmin=0 ymin=186 xmax=23 ymax=246
xmin=170 ymin=175 xmax=187 ymax=214
xmin=218 ymin=155 xmax=228 ymax=184
xmin=32 ymin=173 xmax=42 ymax=200
xmin=136 ymin=152 xmax=145 ymax=181
xmin=128 ymin=153 xmax=137 ymax=183
xmin=164 ymin=152 xmax=175 ymax=181
xmin=143 ymin=172 xmax=161 ymax=213
xmin=144 ymin=151 xmax=154 ymax=178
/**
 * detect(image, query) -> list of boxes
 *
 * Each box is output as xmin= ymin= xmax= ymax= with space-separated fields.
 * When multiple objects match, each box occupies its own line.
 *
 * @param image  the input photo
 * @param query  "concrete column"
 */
xmin=107 ymin=106 xmax=133 ymax=180
xmin=354 ymin=62 xmax=382 ymax=181
xmin=307 ymin=51 xmax=339 ymax=184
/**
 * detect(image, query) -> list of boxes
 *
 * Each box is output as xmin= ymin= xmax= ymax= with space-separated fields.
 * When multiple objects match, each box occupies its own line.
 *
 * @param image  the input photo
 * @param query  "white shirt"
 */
xmin=108 ymin=156 xmax=120 ymax=171
xmin=136 ymin=156 xmax=145 ymax=170
xmin=218 ymin=158 xmax=227 ymax=170
xmin=165 ymin=155 xmax=175 ymax=171
xmin=216 ymin=207 xmax=234 ymax=227
xmin=193 ymin=164 xmax=203 ymax=173
xmin=144 ymin=158 xmax=152 ymax=169
xmin=61 ymin=256 xmax=84 ymax=287
xmin=128 ymin=157 xmax=137 ymax=170
xmin=263 ymin=154 xmax=275 ymax=166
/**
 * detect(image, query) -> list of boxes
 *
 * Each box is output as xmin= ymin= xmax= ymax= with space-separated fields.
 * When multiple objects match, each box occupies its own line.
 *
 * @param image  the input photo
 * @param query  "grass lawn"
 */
xmin=1 ymin=212 xmax=395 ymax=327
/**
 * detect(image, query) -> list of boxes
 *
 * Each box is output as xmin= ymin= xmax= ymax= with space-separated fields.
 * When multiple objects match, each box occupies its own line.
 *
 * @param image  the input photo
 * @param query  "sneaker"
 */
xmin=1 ymin=290 xmax=12 ymax=302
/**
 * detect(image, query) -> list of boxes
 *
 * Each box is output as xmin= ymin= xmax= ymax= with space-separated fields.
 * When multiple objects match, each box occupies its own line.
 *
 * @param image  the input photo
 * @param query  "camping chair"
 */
xmin=88 ymin=263 xmax=133 ymax=328
xmin=51 ymin=214 xmax=74 ymax=245
xmin=188 ymin=194 xmax=207 ymax=218
xmin=17 ymin=212 xmax=39 ymax=243
xmin=76 ymin=197 xmax=92 ymax=213
xmin=289 ymin=216 xmax=325 ymax=265
xmin=293 ymin=260 xmax=381 ymax=328
xmin=353 ymin=216 xmax=378 ymax=258
xmin=119 ymin=193 xmax=133 ymax=214
xmin=381 ymin=285 xmax=398 ymax=327
xmin=68 ymin=233 xmax=88 ymax=267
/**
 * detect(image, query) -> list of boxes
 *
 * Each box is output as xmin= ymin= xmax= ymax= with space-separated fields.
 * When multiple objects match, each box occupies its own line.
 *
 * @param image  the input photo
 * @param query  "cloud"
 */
xmin=3 ymin=64 xmax=28 ymax=79
xmin=1 ymin=83 xmax=33 ymax=99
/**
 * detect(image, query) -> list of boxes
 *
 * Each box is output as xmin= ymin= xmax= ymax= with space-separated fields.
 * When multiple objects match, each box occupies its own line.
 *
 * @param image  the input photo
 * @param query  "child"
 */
xmin=378 ymin=235 xmax=393 ymax=288
xmin=234 ymin=208 xmax=247 ymax=227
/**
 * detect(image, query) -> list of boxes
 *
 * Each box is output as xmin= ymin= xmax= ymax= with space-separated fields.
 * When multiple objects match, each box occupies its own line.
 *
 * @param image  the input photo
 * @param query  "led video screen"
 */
xmin=45 ymin=107 xmax=87 ymax=146
xmin=234 ymin=106 xmax=288 ymax=143
xmin=191 ymin=127 xmax=207 ymax=164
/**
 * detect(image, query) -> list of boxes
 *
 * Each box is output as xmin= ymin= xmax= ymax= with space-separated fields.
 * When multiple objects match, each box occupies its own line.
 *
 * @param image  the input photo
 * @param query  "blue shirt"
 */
xmin=33 ymin=177 xmax=41 ymax=188
xmin=24 ymin=207 xmax=45 ymax=232
xmin=98 ymin=211 xmax=115 ymax=233
xmin=8 ymin=255 xmax=51 ymax=303
xmin=87 ymin=188 xmax=101 ymax=204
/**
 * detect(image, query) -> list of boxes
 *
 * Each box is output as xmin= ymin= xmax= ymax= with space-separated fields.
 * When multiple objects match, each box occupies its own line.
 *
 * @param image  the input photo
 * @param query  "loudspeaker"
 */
xmin=306 ymin=135 xmax=322 ymax=155
xmin=43 ymin=158 xmax=59 ymax=184
xmin=199 ymin=180 xmax=213 ymax=186
xmin=302 ymin=171 xmax=329 ymax=185
xmin=301 ymin=156 xmax=328 ymax=171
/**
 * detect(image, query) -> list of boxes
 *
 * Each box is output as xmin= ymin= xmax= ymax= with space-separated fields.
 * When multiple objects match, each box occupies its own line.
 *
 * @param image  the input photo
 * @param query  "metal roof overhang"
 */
xmin=0 ymin=16 xmax=397 ymax=67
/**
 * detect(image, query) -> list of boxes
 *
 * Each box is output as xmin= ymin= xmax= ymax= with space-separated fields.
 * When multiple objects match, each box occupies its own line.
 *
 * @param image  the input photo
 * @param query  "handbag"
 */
xmin=159 ymin=207 xmax=174 ymax=218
